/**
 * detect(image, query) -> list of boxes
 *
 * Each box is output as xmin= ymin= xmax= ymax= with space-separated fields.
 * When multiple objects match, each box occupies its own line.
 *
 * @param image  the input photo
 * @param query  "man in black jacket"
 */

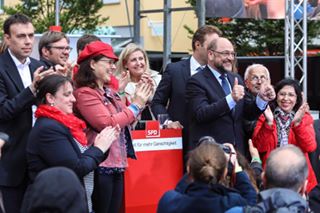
xmin=151 ymin=25 xmax=222 ymax=162
xmin=0 ymin=14 xmax=52 ymax=213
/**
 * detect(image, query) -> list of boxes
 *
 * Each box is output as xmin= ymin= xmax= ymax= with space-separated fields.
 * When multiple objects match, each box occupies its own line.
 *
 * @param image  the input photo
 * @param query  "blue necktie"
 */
xmin=196 ymin=66 xmax=203 ymax=73
xmin=219 ymin=74 xmax=231 ymax=95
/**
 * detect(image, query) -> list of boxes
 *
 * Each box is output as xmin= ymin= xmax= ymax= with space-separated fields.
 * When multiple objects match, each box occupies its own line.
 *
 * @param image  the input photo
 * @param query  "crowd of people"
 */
xmin=0 ymin=12 xmax=320 ymax=213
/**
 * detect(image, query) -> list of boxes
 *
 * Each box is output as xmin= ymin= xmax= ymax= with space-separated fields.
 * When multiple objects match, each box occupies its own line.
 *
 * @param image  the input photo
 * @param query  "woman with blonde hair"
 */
xmin=117 ymin=43 xmax=161 ymax=120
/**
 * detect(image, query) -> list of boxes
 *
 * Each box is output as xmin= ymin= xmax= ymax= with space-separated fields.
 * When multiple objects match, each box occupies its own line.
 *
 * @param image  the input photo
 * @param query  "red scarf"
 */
xmin=35 ymin=105 xmax=88 ymax=146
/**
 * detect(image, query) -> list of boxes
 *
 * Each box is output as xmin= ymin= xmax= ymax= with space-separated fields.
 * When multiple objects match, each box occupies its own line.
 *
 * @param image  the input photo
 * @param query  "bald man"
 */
xmin=227 ymin=145 xmax=310 ymax=212
xmin=186 ymin=37 xmax=275 ymax=154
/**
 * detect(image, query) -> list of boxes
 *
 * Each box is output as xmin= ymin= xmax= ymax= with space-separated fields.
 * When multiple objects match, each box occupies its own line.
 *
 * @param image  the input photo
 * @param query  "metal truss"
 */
xmin=285 ymin=0 xmax=308 ymax=97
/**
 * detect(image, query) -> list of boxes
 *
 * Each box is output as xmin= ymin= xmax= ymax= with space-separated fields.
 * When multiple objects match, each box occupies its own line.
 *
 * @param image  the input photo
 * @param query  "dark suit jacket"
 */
xmin=151 ymin=58 xmax=191 ymax=157
xmin=0 ymin=50 xmax=41 ymax=187
xmin=151 ymin=58 xmax=191 ymax=126
xmin=186 ymin=66 xmax=263 ymax=154
xmin=27 ymin=117 xmax=106 ymax=182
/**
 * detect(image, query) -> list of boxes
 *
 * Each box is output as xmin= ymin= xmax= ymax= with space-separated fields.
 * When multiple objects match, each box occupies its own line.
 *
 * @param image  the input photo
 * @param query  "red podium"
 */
xmin=124 ymin=121 xmax=183 ymax=213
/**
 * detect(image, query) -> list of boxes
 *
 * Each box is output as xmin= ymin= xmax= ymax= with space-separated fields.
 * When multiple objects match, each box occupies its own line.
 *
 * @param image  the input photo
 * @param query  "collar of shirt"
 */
xmin=190 ymin=55 xmax=205 ymax=76
xmin=8 ymin=49 xmax=31 ymax=69
xmin=207 ymin=64 xmax=227 ymax=84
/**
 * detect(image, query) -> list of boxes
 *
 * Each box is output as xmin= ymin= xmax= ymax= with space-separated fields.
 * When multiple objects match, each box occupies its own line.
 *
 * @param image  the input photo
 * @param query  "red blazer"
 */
xmin=252 ymin=112 xmax=317 ymax=193
xmin=74 ymin=87 xmax=135 ymax=132
xmin=74 ymin=87 xmax=136 ymax=168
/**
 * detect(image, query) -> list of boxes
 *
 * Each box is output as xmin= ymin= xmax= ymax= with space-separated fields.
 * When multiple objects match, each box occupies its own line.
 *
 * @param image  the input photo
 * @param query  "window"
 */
xmin=102 ymin=0 xmax=120 ymax=4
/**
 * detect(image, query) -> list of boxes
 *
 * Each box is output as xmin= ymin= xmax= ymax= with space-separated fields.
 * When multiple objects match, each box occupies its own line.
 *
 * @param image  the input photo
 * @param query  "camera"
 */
xmin=198 ymin=136 xmax=232 ymax=154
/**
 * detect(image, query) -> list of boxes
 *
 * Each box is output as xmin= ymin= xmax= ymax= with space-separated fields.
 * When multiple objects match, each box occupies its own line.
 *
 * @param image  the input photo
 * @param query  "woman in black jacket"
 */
xmin=157 ymin=137 xmax=257 ymax=213
xmin=26 ymin=75 xmax=119 ymax=212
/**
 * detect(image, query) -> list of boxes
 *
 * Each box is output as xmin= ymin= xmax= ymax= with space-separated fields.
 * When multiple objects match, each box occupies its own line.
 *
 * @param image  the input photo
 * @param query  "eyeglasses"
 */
xmin=250 ymin=75 xmax=268 ymax=83
xmin=99 ymin=59 xmax=116 ymax=66
xmin=278 ymin=92 xmax=297 ymax=98
xmin=48 ymin=46 xmax=73 ymax=52
xmin=212 ymin=50 xmax=237 ymax=58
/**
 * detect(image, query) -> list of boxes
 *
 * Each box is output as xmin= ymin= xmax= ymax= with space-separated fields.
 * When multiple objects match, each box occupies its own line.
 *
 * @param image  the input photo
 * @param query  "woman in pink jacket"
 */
xmin=73 ymin=41 xmax=153 ymax=213
xmin=252 ymin=78 xmax=317 ymax=193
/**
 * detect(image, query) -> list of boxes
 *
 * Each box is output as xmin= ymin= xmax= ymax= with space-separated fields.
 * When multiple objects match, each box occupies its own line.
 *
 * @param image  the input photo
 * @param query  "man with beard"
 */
xmin=38 ymin=31 xmax=72 ymax=77
xmin=185 ymin=37 xmax=275 ymax=154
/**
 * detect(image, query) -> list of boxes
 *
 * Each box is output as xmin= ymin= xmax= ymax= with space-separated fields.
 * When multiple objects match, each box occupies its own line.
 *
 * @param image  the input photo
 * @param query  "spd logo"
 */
xmin=145 ymin=121 xmax=160 ymax=138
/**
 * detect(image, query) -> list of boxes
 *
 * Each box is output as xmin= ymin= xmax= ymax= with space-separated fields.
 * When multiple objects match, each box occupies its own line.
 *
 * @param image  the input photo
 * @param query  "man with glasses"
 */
xmin=242 ymin=64 xmax=272 ymax=157
xmin=38 ymin=30 xmax=72 ymax=77
xmin=186 ymin=37 xmax=275 ymax=155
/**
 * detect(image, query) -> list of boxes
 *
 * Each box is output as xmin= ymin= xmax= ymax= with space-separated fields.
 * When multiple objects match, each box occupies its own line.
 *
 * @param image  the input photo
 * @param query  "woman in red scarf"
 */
xmin=27 ymin=74 xmax=119 ymax=212
xmin=252 ymin=78 xmax=317 ymax=193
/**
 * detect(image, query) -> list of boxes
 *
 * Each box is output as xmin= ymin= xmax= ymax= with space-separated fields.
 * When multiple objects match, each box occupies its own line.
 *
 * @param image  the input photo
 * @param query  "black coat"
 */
xmin=27 ymin=117 xmax=106 ymax=182
xmin=157 ymin=171 xmax=257 ymax=213
xmin=0 ymin=50 xmax=41 ymax=186
xmin=151 ymin=58 xmax=192 ymax=156
xmin=186 ymin=66 xmax=263 ymax=154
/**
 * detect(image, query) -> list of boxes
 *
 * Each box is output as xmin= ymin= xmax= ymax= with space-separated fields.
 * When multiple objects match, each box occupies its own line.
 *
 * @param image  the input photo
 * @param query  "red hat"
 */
xmin=77 ymin=41 xmax=118 ymax=64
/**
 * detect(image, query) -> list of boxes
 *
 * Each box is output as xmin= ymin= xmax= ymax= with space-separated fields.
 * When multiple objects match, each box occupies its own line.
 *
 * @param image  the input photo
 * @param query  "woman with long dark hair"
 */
xmin=74 ymin=41 xmax=152 ymax=213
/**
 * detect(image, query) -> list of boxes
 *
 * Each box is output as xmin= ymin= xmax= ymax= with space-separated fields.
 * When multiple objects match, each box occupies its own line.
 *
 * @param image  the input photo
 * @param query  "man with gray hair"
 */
xmin=226 ymin=145 xmax=310 ymax=212
xmin=243 ymin=64 xmax=271 ymax=145
xmin=244 ymin=64 xmax=270 ymax=96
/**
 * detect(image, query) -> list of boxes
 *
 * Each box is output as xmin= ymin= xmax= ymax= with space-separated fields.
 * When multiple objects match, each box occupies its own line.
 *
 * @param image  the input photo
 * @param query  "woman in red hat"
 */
xmin=74 ymin=41 xmax=153 ymax=213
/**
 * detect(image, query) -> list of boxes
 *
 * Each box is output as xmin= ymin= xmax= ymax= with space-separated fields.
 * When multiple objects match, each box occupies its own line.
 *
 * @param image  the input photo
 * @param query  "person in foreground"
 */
xmin=157 ymin=138 xmax=257 ymax=213
xmin=26 ymin=74 xmax=120 ymax=212
xmin=226 ymin=145 xmax=310 ymax=212
xmin=252 ymin=78 xmax=317 ymax=193
xmin=21 ymin=167 xmax=88 ymax=213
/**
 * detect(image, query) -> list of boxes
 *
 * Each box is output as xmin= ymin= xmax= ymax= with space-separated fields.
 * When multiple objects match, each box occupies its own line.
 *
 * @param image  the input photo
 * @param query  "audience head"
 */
xmin=36 ymin=74 xmax=75 ymax=114
xmin=192 ymin=25 xmax=222 ymax=65
xmin=264 ymin=145 xmax=308 ymax=193
xmin=244 ymin=64 xmax=270 ymax=96
xmin=207 ymin=37 xmax=236 ymax=73
xmin=3 ymin=13 xmax=34 ymax=62
xmin=38 ymin=31 xmax=71 ymax=65
xmin=76 ymin=34 xmax=101 ymax=55
xmin=187 ymin=137 xmax=227 ymax=184
xmin=117 ymin=43 xmax=150 ymax=81
xmin=274 ymin=78 xmax=302 ymax=113
xmin=75 ymin=41 xmax=118 ymax=89
xmin=21 ymin=167 xmax=88 ymax=213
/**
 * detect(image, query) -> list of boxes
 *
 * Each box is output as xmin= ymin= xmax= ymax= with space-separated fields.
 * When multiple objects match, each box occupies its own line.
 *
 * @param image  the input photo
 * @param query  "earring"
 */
xmin=50 ymin=103 xmax=55 ymax=106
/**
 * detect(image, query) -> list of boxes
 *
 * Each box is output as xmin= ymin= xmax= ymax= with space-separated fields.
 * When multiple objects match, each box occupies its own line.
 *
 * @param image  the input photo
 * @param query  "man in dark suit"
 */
xmin=0 ymin=14 xmax=52 ymax=213
xmin=186 ymin=37 xmax=275 ymax=154
xmin=151 ymin=25 xmax=222 ymax=161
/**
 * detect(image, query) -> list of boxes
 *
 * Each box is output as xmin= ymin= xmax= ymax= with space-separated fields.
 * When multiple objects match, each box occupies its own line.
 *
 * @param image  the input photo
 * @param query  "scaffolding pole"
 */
xmin=285 ymin=0 xmax=308 ymax=98
xmin=133 ymin=0 xmax=194 ymax=68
